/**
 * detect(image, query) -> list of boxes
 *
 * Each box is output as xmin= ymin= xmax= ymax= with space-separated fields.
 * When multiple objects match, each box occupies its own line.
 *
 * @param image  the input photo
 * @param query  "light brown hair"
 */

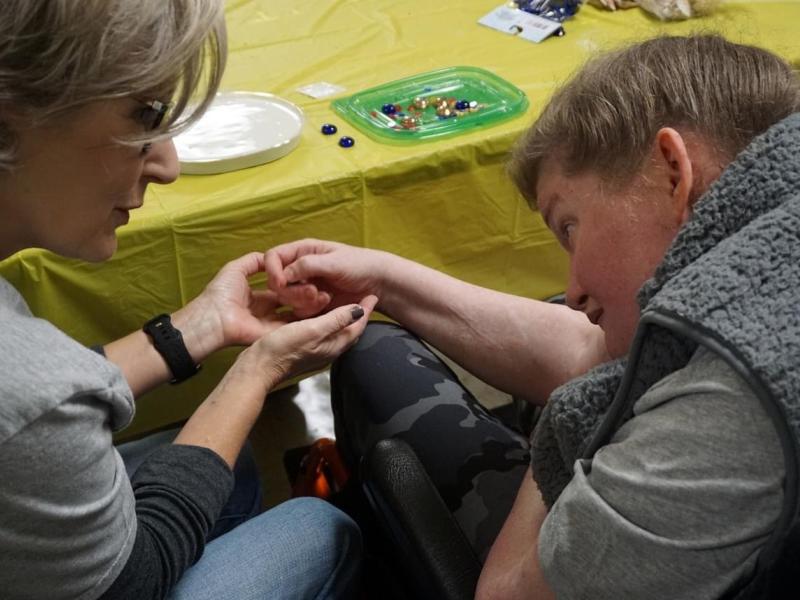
xmin=509 ymin=34 xmax=800 ymax=205
xmin=0 ymin=0 xmax=227 ymax=170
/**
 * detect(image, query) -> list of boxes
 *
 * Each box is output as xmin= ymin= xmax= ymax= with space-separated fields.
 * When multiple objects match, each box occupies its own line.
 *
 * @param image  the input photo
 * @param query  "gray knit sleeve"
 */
xmin=98 ymin=444 xmax=234 ymax=600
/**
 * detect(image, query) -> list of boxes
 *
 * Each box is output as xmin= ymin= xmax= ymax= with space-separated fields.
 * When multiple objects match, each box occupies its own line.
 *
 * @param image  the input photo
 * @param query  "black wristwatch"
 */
xmin=142 ymin=313 xmax=200 ymax=384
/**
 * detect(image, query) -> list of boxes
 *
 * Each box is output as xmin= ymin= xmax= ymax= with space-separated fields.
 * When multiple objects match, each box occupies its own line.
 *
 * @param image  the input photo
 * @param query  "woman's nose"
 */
xmin=144 ymin=138 xmax=179 ymax=185
xmin=565 ymin=268 xmax=589 ymax=312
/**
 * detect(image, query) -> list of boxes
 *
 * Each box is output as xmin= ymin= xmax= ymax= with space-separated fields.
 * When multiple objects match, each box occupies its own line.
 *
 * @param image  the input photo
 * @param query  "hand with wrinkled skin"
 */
xmin=264 ymin=239 xmax=389 ymax=318
xmin=248 ymin=295 xmax=379 ymax=384
xmin=174 ymin=252 xmax=296 ymax=359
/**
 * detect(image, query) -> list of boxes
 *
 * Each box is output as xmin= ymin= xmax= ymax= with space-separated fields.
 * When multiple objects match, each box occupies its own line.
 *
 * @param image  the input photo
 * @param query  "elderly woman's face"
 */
xmin=537 ymin=163 xmax=685 ymax=358
xmin=0 ymin=98 xmax=178 ymax=261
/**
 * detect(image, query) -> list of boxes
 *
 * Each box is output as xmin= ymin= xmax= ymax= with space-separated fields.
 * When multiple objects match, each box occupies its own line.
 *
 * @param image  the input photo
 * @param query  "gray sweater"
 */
xmin=0 ymin=277 xmax=233 ymax=599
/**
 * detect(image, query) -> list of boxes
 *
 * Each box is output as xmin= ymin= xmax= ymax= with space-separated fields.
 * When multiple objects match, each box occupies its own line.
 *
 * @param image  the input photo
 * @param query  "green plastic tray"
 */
xmin=331 ymin=66 xmax=529 ymax=144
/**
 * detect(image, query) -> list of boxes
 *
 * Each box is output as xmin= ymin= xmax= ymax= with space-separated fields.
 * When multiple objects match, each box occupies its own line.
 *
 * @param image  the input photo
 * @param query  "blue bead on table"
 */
xmin=321 ymin=123 xmax=338 ymax=135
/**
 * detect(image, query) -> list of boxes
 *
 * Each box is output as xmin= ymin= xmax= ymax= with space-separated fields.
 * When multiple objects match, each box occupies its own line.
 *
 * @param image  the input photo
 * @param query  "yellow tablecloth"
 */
xmin=2 ymin=0 xmax=798 ymax=437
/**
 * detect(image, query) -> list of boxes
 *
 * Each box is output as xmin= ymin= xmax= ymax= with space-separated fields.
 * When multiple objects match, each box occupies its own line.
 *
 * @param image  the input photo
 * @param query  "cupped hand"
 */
xmin=176 ymin=252 xmax=296 ymax=358
xmin=264 ymin=239 xmax=385 ymax=318
xmin=250 ymin=294 xmax=379 ymax=384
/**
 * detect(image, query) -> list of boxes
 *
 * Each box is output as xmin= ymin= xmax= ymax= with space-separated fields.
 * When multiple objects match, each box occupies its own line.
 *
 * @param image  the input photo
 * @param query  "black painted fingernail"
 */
xmin=350 ymin=306 xmax=364 ymax=321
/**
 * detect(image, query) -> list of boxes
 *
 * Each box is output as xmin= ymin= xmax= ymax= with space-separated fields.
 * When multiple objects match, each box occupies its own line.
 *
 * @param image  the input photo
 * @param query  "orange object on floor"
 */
xmin=291 ymin=438 xmax=351 ymax=499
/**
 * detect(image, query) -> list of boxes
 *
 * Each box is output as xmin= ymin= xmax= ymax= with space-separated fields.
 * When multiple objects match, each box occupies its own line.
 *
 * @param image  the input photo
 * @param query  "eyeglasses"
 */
xmin=137 ymin=99 xmax=170 ymax=131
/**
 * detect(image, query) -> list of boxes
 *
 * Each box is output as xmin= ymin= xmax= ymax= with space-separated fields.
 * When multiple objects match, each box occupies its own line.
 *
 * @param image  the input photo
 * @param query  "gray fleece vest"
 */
xmin=531 ymin=113 xmax=800 ymax=599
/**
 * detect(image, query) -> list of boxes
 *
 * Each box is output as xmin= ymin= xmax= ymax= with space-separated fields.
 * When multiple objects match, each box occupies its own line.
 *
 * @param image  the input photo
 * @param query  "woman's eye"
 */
xmin=140 ymin=142 xmax=153 ymax=156
xmin=560 ymin=222 xmax=575 ymax=241
xmin=136 ymin=106 xmax=159 ymax=130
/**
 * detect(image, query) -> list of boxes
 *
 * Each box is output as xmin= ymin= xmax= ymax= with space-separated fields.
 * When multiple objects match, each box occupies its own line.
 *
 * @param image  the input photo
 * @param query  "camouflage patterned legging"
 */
xmin=331 ymin=322 xmax=530 ymax=562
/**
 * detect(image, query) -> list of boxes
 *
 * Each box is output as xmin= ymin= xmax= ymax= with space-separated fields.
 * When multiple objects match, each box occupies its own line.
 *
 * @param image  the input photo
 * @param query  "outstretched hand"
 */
xmin=264 ymin=239 xmax=385 ymax=318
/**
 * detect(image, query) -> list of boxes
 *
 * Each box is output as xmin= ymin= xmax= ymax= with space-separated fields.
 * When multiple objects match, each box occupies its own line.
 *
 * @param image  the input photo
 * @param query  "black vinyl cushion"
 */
xmin=361 ymin=438 xmax=482 ymax=600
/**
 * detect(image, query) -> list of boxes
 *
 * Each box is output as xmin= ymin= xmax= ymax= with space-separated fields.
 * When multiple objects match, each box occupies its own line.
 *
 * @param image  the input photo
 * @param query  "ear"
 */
xmin=654 ymin=127 xmax=694 ymax=225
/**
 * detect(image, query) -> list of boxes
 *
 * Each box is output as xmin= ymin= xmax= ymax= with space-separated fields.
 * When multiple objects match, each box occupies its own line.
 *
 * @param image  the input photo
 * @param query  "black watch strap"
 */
xmin=142 ymin=313 xmax=200 ymax=384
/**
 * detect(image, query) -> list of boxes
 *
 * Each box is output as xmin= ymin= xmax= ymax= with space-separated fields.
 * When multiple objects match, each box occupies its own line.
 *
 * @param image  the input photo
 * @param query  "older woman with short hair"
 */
xmin=0 ymin=2 xmax=374 ymax=598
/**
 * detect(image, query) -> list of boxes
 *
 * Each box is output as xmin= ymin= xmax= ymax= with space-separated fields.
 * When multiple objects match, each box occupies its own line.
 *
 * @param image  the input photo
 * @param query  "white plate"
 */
xmin=174 ymin=91 xmax=304 ymax=175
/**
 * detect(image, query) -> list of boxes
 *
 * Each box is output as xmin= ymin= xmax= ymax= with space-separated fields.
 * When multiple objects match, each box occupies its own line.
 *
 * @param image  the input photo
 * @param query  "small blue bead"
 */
xmin=321 ymin=123 xmax=338 ymax=135
xmin=455 ymin=100 xmax=469 ymax=110
xmin=338 ymin=136 xmax=355 ymax=148
xmin=381 ymin=103 xmax=397 ymax=115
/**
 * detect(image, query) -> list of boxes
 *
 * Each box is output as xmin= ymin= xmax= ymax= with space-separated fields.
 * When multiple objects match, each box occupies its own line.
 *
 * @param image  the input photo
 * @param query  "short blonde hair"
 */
xmin=509 ymin=35 xmax=800 ymax=205
xmin=0 ymin=0 xmax=227 ymax=170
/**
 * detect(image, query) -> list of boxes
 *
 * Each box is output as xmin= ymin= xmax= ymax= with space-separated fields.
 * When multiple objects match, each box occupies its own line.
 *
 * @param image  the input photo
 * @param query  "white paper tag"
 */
xmin=478 ymin=5 xmax=561 ymax=43
xmin=295 ymin=81 xmax=346 ymax=99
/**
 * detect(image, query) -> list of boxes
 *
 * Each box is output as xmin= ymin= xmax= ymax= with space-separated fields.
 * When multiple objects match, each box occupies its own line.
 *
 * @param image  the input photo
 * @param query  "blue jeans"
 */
xmin=117 ymin=430 xmax=362 ymax=599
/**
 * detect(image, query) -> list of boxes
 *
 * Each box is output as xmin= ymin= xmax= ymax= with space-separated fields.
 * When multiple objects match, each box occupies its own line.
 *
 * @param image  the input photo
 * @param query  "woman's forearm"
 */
xmin=173 ymin=346 xmax=275 ymax=467
xmin=378 ymin=254 xmax=609 ymax=404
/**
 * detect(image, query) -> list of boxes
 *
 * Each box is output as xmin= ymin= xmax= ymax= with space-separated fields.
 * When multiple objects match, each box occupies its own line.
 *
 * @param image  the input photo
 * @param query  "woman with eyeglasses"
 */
xmin=0 ymin=2 xmax=375 ymax=598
